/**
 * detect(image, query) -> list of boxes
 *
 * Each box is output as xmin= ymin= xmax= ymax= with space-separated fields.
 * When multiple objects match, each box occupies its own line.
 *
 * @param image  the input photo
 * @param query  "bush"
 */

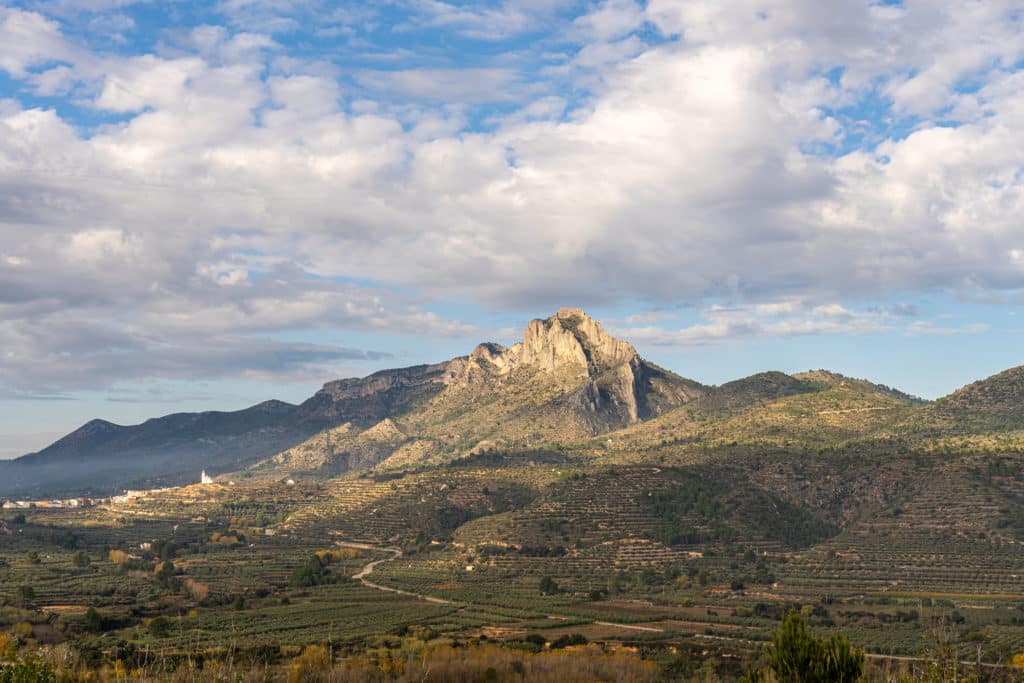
xmin=550 ymin=633 xmax=588 ymax=649
xmin=148 ymin=616 xmax=172 ymax=637
xmin=764 ymin=609 xmax=864 ymax=682
xmin=15 ymin=586 xmax=35 ymax=607
xmin=0 ymin=652 xmax=56 ymax=683
xmin=84 ymin=607 xmax=103 ymax=633
xmin=288 ymin=644 xmax=330 ymax=683
xmin=539 ymin=576 xmax=559 ymax=595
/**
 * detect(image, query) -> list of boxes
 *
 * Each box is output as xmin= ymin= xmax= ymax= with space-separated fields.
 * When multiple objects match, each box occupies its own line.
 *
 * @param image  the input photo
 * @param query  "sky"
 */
xmin=1 ymin=0 xmax=1023 ymax=458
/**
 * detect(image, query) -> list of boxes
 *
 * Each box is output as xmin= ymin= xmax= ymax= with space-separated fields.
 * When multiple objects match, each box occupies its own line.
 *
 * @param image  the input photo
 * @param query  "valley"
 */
xmin=2 ymin=309 xmax=1024 ymax=680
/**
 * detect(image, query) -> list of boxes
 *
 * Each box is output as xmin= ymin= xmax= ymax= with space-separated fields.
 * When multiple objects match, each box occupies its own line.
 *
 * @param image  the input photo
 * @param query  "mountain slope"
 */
xmin=924 ymin=365 xmax=1024 ymax=431
xmin=0 ymin=365 xmax=454 ymax=498
xmin=7 ymin=308 xmax=1018 ymax=498
xmin=2 ymin=308 xmax=704 ymax=496
xmin=241 ymin=308 xmax=706 ymax=480
xmin=593 ymin=370 xmax=927 ymax=461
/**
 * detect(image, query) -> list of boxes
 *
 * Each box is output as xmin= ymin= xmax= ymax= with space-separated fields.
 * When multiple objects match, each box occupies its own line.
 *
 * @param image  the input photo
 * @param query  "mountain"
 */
xmin=5 ymin=307 xmax=1022 ymax=499
xmin=0 ymin=308 xmax=703 ymax=497
xmin=239 ymin=308 xmax=705 ymax=481
xmin=925 ymin=365 xmax=1024 ymax=431
xmin=0 ymin=364 xmax=456 ymax=498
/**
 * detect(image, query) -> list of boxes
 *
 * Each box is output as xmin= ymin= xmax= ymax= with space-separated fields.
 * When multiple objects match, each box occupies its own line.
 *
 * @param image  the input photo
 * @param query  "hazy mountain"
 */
xmin=0 ymin=365 xmax=454 ymax=498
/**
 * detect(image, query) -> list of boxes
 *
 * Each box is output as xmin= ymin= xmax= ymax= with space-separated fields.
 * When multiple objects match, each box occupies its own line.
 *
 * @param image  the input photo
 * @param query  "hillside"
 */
xmin=239 ymin=308 xmax=705 ymax=481
xmin=587 ymin=370 xmax=925 ymax=466
xmin=0 ymin=364 xmax=455 ymax=498
xmin=924 ymin=365 xmax=1024 ymax=431
xmin=4 ymin=314 xmax=1024 ymax=675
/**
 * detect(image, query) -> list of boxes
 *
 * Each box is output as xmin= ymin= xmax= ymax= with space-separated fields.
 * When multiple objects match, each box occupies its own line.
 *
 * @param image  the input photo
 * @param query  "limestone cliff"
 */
xmin=446 ymin=308 xmax=703 ymax=428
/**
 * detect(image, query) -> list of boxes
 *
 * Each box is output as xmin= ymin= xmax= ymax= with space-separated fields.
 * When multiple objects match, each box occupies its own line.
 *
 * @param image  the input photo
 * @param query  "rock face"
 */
xmin=303 ymin=363 xmax=453 ymax=424
xmin=521 ymin=307 xmax=638 ymax=373
xmin=450 ymin=308 xmax=699 ymax=426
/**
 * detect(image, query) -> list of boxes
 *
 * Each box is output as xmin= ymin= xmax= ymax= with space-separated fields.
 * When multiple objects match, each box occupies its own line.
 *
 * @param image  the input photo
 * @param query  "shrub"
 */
xmin=764 ymin=609 xmax=864 ymax=682
xmin=84 ymin=607 xmax=103 ymax=633
xmin=539 ymin=576 xmax=560 ymax=595
xmin=15 ymin=586 xmax=35 ymax=607
xmin=288 ymin=645 xmax=330 ymax=683
xmin=0 ymin=652 xmax=56 ymax=683
xmin=148 ymin=616 xmax=173 ymax=638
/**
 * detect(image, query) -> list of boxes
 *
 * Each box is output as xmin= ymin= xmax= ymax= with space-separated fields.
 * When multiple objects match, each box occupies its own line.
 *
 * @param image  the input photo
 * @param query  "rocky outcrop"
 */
xmin=521 ymin=307 xmax=638 ymax=372
xmin=303 ymin=362 xmax=453 ymax=424
xmin=448 ymin=308 xmax=700 ymax=427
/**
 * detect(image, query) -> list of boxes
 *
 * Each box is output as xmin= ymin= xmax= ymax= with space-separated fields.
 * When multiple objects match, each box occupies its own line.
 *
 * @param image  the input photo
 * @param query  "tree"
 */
xmin=155 ymin=560 xmax=177 ymax=590
xmin=15 ymin=585 xmax=35 ymax=607
xmin=765 ymin=609 xmax=864 ymax=682
xmin=148 ymin=616 xmax=172 ymax=637
xmin=72 ymin=551 xmax=90 ymax=568
xmin=539 ymin=576 xmax=559 ymax=595
xmin=84 ymin=607 xmax=103 ymax=633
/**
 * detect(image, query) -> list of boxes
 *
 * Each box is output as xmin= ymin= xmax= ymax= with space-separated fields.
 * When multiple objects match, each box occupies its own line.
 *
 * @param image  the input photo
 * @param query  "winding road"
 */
xmin=338 ymin=540 xmax=664 ymax=632
xmin=342 ymin=542 xmax=451 ymax=605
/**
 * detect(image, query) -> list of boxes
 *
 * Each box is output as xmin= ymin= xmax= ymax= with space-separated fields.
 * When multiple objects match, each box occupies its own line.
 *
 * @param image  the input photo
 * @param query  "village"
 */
xmin=1 ymin=471 xmax=221 ymax=511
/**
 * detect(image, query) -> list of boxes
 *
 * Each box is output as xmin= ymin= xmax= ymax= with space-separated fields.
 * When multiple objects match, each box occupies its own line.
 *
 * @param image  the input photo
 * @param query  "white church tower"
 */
xmin=200 ymin=470 xmax=214 ymax=485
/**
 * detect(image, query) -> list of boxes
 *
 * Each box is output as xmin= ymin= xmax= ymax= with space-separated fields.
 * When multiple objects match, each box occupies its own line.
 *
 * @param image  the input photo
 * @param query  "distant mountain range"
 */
xmin=2 ymin=308 xmax=1021 ymax=499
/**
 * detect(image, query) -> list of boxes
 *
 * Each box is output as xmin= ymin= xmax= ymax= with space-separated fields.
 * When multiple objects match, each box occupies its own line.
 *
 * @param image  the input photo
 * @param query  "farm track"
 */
xmin=341 ymin=542 xmax=451 ymax=605
xmin=338 ymin=540 xmax=676 ymax=634
xmin=338 ymin=541 xmax=1018 ymax=672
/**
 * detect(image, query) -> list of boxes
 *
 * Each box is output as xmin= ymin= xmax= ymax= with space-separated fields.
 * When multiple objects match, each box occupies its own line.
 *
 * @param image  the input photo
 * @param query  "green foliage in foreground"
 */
xmin=0 ymin=652 xmax=56 ymax=683
xmin=745 ymin=610 xmax=865 ymax=682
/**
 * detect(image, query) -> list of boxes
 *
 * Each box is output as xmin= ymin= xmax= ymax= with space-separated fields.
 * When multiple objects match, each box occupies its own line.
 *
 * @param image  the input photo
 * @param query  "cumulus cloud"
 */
xmin=0 ymin=2 xmax=1021 ymax=393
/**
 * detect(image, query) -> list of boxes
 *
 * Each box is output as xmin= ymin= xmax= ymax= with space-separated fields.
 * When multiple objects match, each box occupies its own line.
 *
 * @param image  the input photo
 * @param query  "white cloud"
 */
xmin=64 ymin=228 xmax=141 ymax=263
xmin=0 ymin=9 xmax=74 ymax=77
xmin=0 ymin=2 xmax=1022 ymax=393
xmin=572 ymin=0 xmax=645 ymax=42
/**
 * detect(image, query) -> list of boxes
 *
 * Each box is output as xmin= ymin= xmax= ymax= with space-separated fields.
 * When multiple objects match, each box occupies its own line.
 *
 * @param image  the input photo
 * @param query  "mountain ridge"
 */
xmin=2 ymin=309 xmax=1021 ymax=498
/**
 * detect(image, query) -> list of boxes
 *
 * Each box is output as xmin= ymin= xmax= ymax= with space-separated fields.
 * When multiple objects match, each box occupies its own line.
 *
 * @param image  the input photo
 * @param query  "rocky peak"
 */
xmin=520 ymin=308 xmax=638 ymax=373
xmin=447 ymin=308 xmax=650 ymax=423
xmin=454 ymin=308 xmax=641 ymax=384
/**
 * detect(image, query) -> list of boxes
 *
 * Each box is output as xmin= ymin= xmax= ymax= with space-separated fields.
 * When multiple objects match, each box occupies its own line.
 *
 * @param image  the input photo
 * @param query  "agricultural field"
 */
xmin=3 ymin=439 xmax=1024 ymax=681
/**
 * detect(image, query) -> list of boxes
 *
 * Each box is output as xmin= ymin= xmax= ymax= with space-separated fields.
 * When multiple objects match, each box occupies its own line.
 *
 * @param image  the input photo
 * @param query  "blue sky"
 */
xmin=1 ymin=0 xmax=1023 ymax=457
